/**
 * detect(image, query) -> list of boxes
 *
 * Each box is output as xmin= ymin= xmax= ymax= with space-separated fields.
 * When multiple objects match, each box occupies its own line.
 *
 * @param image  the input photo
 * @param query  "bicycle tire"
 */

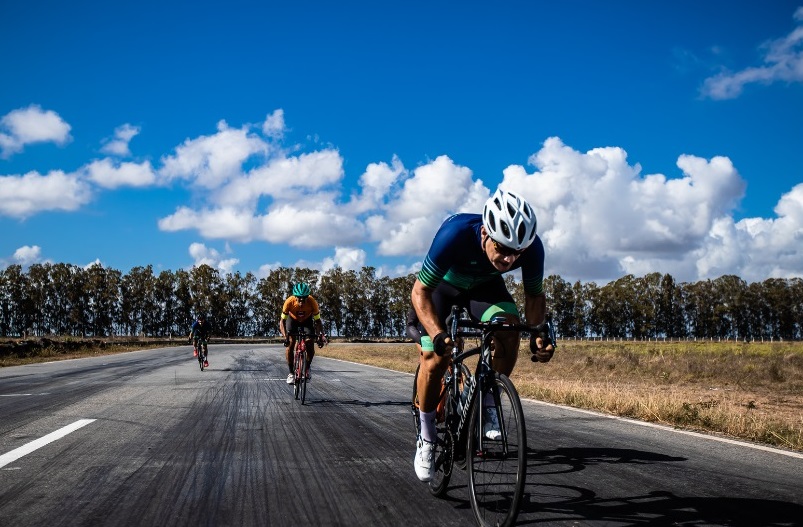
xmin=293 ymin=350 xmax=301 ymax=400
xmin=300 ymin=355 xmax=308 ymax=405
xmin=412 ymin=364 xmax=454 ymax=496
xmin=467 ymin=372 xmax=526 ymax=527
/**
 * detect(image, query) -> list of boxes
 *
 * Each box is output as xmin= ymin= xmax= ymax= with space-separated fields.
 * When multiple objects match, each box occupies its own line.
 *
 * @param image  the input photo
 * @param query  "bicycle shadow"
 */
xmin=527 ymin=446 xmax=686 ymax=476
xmin=517 ymin=488 xmax=803 ymax=526
xmin=515 ymin=447 xmax=803 ymax=525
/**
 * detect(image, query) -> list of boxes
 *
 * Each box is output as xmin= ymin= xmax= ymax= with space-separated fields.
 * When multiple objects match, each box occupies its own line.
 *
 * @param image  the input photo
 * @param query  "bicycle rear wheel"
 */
xmin=467 ymin=372 xmax=526 ymax=527
xmin=412 ymin=364 xmax=454 ymax=496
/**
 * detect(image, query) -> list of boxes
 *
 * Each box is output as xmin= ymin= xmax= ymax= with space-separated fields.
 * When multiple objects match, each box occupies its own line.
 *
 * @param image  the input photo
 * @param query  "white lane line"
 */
xmin=0 ymin=419 xmax=96 ymax=468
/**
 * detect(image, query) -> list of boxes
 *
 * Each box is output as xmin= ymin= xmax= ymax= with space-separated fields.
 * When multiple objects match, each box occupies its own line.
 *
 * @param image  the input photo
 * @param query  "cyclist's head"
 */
xmin=197 ymin=314 xmax=206 ymax=322
xmin=482 ymin=188 xmax=537 ymax=252
xmin=292 ymin=282 xmax=311 ymax=299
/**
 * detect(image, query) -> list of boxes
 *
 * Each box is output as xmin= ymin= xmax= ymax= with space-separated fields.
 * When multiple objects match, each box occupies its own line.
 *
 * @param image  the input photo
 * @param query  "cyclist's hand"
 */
xmin=530 ymin=323 xmax=555 ymax=363
xmin=433 ymin=332 xmax=454 ymax=357
xmin=316 ymin=334 xmax=326 ymax=348
xmin=283 ymin=338 xmax=290 ymax=347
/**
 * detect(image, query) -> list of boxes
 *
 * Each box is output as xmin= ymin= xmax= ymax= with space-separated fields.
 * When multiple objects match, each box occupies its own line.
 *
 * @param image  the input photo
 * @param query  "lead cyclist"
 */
xmin=410 ymin=188 xmax=555 ymax=483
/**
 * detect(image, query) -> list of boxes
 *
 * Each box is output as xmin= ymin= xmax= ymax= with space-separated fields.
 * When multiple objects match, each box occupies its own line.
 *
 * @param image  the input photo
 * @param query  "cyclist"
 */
xmin=279 ymin=282 xmax=326 ymax=384
xmin=410 ymin=187 xmax=555 ymax=482
xmin=188 ymin=314 xmax=212 ymax=368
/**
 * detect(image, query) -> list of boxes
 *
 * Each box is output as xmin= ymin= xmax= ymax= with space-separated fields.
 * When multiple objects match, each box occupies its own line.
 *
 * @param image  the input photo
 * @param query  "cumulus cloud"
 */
xmin=701 ymin=7 xmax=803 ymax=99
xmin=188 ymin=242 xmax=239 ymax=273
xmin=0 ymin=170 xmax=92 ymax=218
xmin=262 ymin=109 xmax=285 ymax=138
xmin=321 ymin=247 xmax=367 ymax=272
xmin=0 ymin=105 xmax=72 ymax=158
xmin=13 ymin=245 xmax=43 ymax=266
xmin=367 ymin=155 xmax=490 ymax=256
xmin=83 ymin=158 xmax=156 ymax=189
xmin=158 ymin=120 xmax=268 ymax=190
xmin=100 ymin=124 xmax=141 ymax=156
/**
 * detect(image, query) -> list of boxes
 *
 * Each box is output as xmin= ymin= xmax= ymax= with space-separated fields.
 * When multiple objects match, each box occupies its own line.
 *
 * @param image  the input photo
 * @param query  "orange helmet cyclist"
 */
xmin=279 ymin=283 xmax=326 ymax=384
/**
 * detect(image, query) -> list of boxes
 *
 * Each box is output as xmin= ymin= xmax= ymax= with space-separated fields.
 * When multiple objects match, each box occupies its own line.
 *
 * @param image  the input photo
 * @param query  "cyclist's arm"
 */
xmin=524 ymin=291 xmax=546 ymax=327
xmin=279 ymin=314 xmax=288 ymax=338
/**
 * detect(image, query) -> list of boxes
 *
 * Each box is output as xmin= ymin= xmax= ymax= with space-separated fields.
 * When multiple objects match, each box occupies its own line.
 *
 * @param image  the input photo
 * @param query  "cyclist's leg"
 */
xmin=301 ymin=320 xmax=315 ymax=365
xmin=415 ymin=283 xmax=463 ymax=440
xmin=285 ymin=319 xmax=299 ymax=374
xmin=468 ymin=277 xmax=521 ymax=377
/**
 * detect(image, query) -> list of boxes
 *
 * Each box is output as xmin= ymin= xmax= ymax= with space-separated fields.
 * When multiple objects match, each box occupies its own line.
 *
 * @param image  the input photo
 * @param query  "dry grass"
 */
xmin=319 ymin=340 xmax=803 ymax=452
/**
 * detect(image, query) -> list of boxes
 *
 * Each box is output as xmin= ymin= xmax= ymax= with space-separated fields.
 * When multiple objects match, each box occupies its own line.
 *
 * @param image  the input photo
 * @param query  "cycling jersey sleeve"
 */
xmin=520 ymin=236 xmax=546 ymax=296
xmin=417 ymin=214 xmax=465 ymax=288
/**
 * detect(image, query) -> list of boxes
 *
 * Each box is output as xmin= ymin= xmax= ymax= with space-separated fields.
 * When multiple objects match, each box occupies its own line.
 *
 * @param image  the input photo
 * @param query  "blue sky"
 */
xmin=1 ymin=1 xmax=802 ymax=284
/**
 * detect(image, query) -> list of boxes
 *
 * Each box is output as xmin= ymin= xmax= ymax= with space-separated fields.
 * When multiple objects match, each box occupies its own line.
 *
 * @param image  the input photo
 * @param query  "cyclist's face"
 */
xmin=482 ymin=231 xmax=520 ymax=271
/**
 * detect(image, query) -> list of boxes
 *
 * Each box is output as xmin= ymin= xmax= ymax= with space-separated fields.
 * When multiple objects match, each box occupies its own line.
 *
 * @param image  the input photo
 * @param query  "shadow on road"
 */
xmin=517 ymin=447 xmax=803 ymax=525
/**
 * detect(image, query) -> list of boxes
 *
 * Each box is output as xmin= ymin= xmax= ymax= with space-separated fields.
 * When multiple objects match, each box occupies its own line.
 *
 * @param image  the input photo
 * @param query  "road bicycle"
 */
xmin=289 ymin=330 xmax=326 ymax=404
xmin=194 ymin=337 xmax=209 ymax=371
xmin=290 ymin=330 xmax=311 ymax=403
xmin=412 ymin=305 xmax=551 ymax=527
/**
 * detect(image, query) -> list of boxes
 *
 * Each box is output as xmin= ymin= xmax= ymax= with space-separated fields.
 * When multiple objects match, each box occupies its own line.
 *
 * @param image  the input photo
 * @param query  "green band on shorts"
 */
xmin=481 ymin=302 xmax=519 ymax=322
xmin=420 ymin=335 xmax=435 ymax=352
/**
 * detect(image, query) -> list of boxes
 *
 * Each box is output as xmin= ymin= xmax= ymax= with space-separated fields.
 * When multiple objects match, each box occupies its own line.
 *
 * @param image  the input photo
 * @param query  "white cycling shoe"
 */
xmin=286 ymin=373 xmax=294 ymax=384
xmin=483 ymin=407 xmax=502 ymax=440
xmin=414 ymin=437 xmax=436 ymax=482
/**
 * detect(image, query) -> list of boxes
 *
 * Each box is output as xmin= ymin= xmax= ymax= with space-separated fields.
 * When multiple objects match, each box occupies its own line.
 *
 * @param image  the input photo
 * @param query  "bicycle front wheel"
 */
xmin=467 ymin=372 xmax=526 ymax=527
xmin=299 ymin=356 xmax=308 ymax=405
xmin=293 ymin=352 xmax=301 ymax=400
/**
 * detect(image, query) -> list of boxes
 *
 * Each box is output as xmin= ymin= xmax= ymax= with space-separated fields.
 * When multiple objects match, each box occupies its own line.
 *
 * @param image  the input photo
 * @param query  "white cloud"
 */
xmin=321 ymin=247 xmax=366 ymax=272
xmin=262 ymin=109 xmax=285 ymax=138
xmin=100 ymin=124 xmax=140 ymax=156
xmin=0 ymin=170 xmax=92 ymax=218
xmin=13 ymin=245 xmax=42 ymax=265
xmin=496 ymin=137 xmax=753 ymax=283
xmin=188 ymin=242 xmax=239 ymax=273
xmin=368 ymin=155 xmax=490 ymax=256
xmin=158 ymin=120 xmax=268 ymax=189
xmin=701 ymin=7 xmax=803 ymax=99
xmin=83 ymin=158 xmax=156 ymax=189
xmin=0 ymin=105 xmax=72 ymax=158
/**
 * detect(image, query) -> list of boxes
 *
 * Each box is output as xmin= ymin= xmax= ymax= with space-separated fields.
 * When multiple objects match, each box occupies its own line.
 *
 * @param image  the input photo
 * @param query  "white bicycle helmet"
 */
xmin=482 ymin=188 xmax=537 ymax=251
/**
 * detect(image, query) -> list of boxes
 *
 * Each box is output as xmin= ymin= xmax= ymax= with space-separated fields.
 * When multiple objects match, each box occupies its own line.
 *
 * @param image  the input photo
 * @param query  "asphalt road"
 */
xmin=1 ymin=344 xmax=801 ymax=526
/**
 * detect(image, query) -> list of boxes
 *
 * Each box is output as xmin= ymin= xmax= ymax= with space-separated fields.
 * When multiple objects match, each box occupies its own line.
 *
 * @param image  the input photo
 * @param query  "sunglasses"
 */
xmin=493 ymin=240 xmax=524 ymax=257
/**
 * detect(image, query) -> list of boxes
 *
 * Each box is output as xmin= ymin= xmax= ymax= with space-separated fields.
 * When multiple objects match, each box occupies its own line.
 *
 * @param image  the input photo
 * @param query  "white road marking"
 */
xmin=0 ymin=419 xmax=96 ymax=468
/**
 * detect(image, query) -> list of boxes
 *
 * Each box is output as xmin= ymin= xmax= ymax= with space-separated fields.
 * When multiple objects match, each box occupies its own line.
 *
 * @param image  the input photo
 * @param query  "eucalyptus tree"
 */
xmin=153 ymin=270 xmax=178 ymax=337
xmin=120 ymin=265 xmax=157 ymax=336
xmin=388 ymin=274 xmax=416 ymax=338
xmin=544 ymin=275 xmax=573 ymax=338
xmin=255 ymin=267 xmax=294 ymax=336
xmin=318 ymin=266 xmax=346 ymax=336
xmin=0 ymin=265 xmax=31 ymax=336
xmin=85 ymin=263 xmax=122 ymax=337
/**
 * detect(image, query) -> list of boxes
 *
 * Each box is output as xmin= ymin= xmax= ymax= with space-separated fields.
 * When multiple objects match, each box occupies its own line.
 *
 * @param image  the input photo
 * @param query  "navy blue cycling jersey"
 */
xmin=418 ymin=213 xmax=545 ymax=296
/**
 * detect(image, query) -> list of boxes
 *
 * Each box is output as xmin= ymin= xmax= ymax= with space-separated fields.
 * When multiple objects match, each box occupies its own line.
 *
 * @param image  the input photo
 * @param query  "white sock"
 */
xmin=420 ymin=410 xmax=436 ymax=443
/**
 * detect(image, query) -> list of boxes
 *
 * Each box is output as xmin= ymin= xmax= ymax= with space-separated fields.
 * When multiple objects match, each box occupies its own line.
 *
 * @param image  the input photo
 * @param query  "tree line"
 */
xmin=0 ymin=263 xmax=800 ymax=341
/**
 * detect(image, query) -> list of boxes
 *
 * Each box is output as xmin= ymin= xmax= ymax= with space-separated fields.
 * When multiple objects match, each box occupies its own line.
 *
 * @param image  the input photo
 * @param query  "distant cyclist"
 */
xmin=280 ymin=282 xmax=326 ymax=384
xmin=410 ymin=188 xmax=555 ymax=482
xmin=188 ymin=314 xmax=212 ymax=368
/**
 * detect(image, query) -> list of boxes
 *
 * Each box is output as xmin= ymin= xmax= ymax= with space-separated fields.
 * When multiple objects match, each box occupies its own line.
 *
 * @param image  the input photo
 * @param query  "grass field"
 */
xmin=318 ymin=339 xmax=803 ymax=453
